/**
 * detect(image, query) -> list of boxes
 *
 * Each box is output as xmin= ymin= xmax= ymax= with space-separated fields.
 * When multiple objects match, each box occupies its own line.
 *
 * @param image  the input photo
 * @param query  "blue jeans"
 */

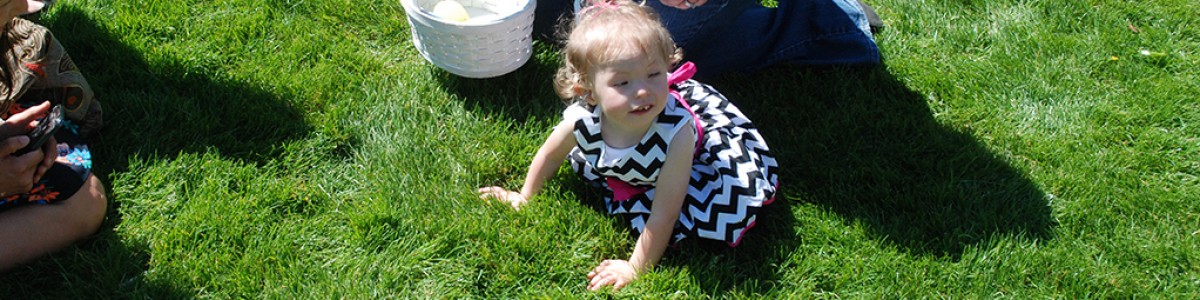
xmin=534 ymin=0 xmax=881 ymax=79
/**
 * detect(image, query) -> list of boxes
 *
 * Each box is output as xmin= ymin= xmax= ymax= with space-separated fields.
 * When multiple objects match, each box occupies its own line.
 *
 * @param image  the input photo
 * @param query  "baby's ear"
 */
xmin=572 ymin=85 xmax=593 ymax=104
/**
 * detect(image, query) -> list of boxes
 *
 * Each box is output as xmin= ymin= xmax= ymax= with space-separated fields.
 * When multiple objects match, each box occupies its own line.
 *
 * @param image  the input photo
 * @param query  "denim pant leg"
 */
xmin=535 ymin=0 xmax=735 ymax=43
xmin=534 ymin=0 xmax=572 ymax=41
xmin=535 ymin=0 xmax=749 ymax=47
xmin=650 ymin=0 xmax=881 ymax=79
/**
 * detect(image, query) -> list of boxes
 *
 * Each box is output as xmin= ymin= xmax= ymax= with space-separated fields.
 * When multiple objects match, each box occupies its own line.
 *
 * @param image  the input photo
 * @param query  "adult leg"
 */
xmin=0 ymin=175 xmax=106 ymax=271
xmin=645 ymin=0 xmax=751 ymax=81
xmin=654 ymin=0 xmax=881 ymax=79
xmin=536 ymin=0 xmax=751 ymax=50
xmin=533 ymin=0 xmax=574 ymax=41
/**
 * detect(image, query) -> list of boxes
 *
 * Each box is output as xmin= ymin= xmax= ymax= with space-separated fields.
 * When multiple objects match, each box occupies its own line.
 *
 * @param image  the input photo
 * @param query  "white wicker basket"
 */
xmin=401 ymin=0 xmax=536 ymax=78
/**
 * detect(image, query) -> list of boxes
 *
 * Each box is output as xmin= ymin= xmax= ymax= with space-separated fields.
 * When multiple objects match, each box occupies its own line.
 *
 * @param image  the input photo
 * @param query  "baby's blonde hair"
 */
xmin=553 ymin=0 xmax=682 ymax=104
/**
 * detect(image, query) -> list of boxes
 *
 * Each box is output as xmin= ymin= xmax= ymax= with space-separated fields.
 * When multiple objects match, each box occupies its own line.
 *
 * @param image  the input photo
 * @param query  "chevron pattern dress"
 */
xmin=566 ymin=77 xmax=780 ymax=247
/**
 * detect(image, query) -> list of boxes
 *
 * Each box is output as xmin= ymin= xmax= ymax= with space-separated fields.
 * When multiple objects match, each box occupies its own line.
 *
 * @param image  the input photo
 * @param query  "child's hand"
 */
xmin=0 ymin=135 xmax=43 ymax=196
xmin=0 ymin=101 xmax=50 ymax=138
xmin=586 ymin=259 xmax=637 ymax=291
xmin=477 ymin=186 xmax=528 ymax=210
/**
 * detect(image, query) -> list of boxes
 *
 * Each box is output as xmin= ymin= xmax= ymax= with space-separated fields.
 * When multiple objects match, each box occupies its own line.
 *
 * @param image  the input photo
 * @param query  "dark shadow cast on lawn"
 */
xmin=431 ymin=42 xmax=566 ymax=123
xmin=649 ymin=64 xmax=1057 ymax=296
xmin=712 ymin=64 xmax=1057 ymax=258
xmin=49 ymin=10 xmax=313 ymax=169
xmin=1 ymin=6 xmax=311 ymax=298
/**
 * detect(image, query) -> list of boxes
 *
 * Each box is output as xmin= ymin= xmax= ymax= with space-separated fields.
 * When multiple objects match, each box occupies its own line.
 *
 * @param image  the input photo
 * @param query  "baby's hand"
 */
xmin=477 ymin=186 xmax=528 ymax=210
xmin=587 ymin=259 xmax=637 ymax=291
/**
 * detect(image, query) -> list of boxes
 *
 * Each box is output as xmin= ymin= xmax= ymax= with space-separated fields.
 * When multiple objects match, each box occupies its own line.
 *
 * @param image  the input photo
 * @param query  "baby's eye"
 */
xmin=648 ymin=72 xmax=662 ymax=78
xmin=612 ymin=81 xmax=629 ymax=87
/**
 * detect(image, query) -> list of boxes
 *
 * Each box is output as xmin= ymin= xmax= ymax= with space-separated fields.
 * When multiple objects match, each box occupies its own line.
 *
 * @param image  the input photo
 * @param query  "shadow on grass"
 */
xmin=48 ymin=10 xmax=313 ymax=169
xmin=660 ymin=64 xmax=1057 ymax=295
xmin=1 ymin=7 xmax=311 ymax=298
xmin=713 ymin=65 xmax=1057 ymax=257
xmin=432 ymin=42 xmax=568 ymax=123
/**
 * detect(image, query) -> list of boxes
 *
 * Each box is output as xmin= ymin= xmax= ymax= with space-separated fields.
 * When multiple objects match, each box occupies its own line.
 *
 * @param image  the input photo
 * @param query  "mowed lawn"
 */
xmin=1 ymin=0 xmax=1197 ymax=298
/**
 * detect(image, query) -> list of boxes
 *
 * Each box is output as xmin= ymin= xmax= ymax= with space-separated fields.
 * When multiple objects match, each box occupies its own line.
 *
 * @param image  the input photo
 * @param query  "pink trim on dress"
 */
xmin=667 ymin=62 xmax=696 ymax=85
xmin=729 ymin=219 xmax=757 ymax=247
xmin=607 ymin=177 xmax=648 ymax=202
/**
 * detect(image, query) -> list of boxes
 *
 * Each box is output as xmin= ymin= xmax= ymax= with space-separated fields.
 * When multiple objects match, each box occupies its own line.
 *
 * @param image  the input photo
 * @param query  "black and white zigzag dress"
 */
xmin=566 ymin=65 xmax=779 ymax=247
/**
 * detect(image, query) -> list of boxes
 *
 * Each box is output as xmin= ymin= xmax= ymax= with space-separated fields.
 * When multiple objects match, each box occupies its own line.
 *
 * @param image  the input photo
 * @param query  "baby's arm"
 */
xmin=587 ymin=127 xmax=695 ymax=291
xmin=478 ymin=119 xmax=576 ymax=209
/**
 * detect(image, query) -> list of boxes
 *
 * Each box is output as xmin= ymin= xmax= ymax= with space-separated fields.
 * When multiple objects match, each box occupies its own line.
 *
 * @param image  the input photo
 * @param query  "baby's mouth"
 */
xmin=631 ymin=105 xmax=653 ymax=114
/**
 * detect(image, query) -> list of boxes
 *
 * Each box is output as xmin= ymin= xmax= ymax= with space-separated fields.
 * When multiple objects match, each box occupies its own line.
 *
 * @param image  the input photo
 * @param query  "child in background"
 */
xmin=478 ymin=0 xmax=778 ymax=291
xmin=0 ymin=0 xmax=107 ymax=271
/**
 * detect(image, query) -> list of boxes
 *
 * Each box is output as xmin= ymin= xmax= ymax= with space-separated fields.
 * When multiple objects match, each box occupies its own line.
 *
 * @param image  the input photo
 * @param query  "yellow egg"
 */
xmin=431 ymin=0 xmax=470 ymax=22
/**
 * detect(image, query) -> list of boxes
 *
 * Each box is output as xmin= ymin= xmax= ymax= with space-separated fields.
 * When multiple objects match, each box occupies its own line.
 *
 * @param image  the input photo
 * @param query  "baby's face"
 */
xmin=588 ymin=48 xmax=670 ymax=136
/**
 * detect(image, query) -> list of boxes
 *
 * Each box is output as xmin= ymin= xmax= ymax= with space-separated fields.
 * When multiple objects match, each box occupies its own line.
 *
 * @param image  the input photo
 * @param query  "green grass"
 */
xmin=2 ymin=0 xmax=1197 ymax=297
